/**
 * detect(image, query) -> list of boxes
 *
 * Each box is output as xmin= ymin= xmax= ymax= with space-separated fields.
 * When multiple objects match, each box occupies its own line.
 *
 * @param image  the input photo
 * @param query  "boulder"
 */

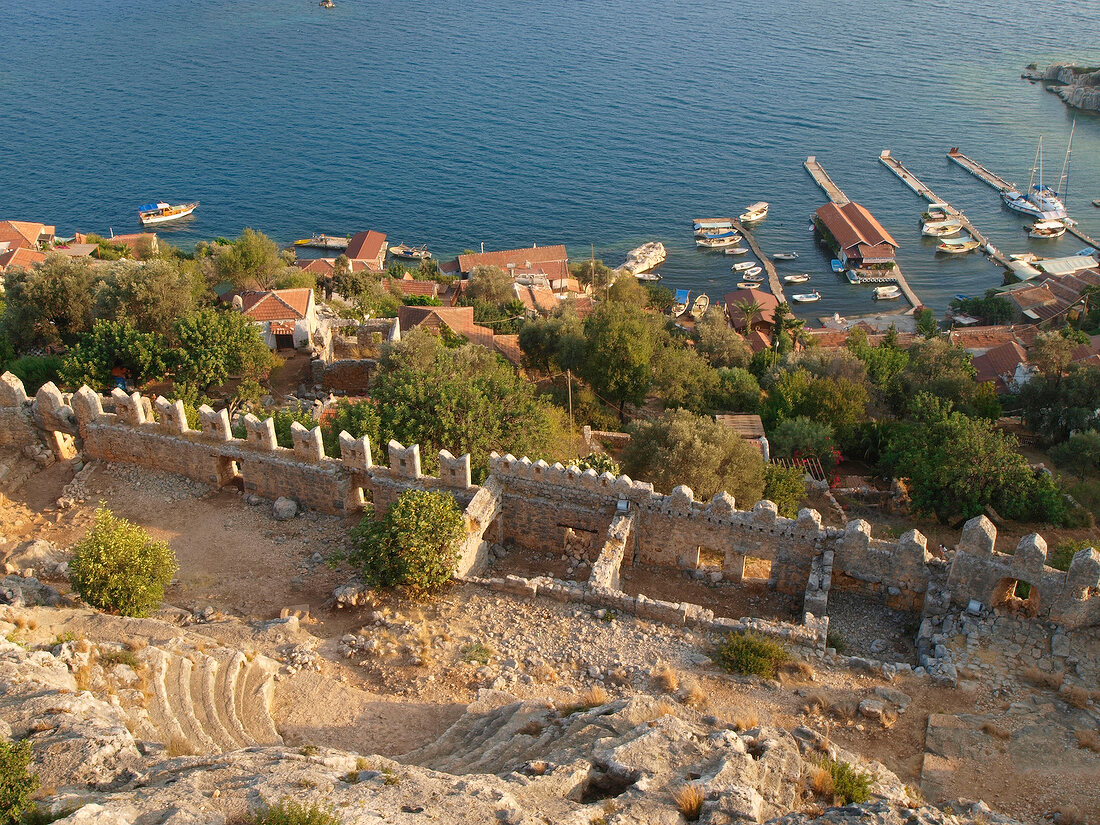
xmin=273 ymin=497 xmax=298 ymax=520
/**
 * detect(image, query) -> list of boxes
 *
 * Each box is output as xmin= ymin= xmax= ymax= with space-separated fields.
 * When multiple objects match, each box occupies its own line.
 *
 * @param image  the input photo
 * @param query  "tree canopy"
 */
xmin=61 ymin=319 xmax=169 ymax=391
xmin=171 ymin=308 xmax=278 ymax=398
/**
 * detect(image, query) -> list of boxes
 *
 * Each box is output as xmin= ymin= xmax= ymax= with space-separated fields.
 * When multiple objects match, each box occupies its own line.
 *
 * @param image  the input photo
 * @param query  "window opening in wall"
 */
xmin=992 ymin=577 xmax=1041 ymax=617
xmin=744 ymin=556 xmax=772 ymax=582
xmin=698 ymin=547 xmax=724 ymax=570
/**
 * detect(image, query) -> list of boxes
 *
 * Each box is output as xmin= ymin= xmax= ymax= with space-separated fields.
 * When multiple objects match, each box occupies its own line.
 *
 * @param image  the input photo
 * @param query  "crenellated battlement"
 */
xmin=2 ymin=372 xmax=1097 ymax=633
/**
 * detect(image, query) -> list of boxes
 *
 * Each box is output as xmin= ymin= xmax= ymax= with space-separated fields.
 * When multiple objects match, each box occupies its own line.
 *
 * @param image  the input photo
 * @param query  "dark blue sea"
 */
xmin=3 ymin=0 xmax=1100 ymax=318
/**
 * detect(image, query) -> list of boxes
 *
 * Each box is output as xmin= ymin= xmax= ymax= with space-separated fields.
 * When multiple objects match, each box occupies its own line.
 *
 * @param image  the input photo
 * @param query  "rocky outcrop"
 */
xmin=1023 ymin=62 xmax=1100 ymax=113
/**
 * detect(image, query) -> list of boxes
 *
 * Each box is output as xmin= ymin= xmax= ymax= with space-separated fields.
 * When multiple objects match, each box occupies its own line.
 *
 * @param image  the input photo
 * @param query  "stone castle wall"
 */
xmin=3 ymin=373 xmax=1098 ymax=636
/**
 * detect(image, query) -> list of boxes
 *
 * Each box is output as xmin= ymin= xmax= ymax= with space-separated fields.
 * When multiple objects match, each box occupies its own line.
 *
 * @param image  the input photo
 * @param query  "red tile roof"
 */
xmin=299 ymin=258 xmax=335 ymax=276
xmin=514 ymin=284 xmax=560 ymax=314
xmin=385 ymin=278 xmax=438 ymax=297
xmin=973 ymin=340 xmax=1029 ymax=394
xmin=457 ymin=244 xmax=568 ymax=274
xmin=815 ymin=202 xmax=898 ymax=259
xmin=0 ymin=220 xmax=54 ymax=250
xmin=239 ymin=288 xmax=313 ymax=321
xmin=346 ymin=230 xmax=387 ymax=262
xmin=723 ymin=289 xmax=780 ymax=328
xmin=493 ymin=334 xmax=524 ymax=367
xmin=0 ymin=247 xmax=46 ymax=270
xmin=746 ymin=329 xmax=771 ymax=353
xmin=398 ymin=305 xmax=496 ymax=350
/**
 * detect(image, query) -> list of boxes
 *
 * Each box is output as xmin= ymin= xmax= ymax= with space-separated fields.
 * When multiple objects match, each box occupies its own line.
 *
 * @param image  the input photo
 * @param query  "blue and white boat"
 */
xmin=830 ymin=259 xmax=844 ymax=273
xmin=672 ymin=289 xmax=691 ymax=317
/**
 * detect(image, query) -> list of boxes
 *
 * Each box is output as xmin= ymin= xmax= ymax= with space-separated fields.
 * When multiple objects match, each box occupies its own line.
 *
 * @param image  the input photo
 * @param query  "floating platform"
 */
xmin=804 ymin=156 xmax=850 ymax=205
xmin=731 ymin=219 xmax=786 ymax=304
xmin=946 ymin=149 xmax=1016 ymax=192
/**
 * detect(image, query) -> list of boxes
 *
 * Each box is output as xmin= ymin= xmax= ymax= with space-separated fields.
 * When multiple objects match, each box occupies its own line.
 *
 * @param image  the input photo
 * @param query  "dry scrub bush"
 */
xmin=731 ymin=711 xmax=759 ymax=732
xmin=980 ymin=722 xmax=1011 ymax=740
xmin=1022 ymin=667 xmax=1064 ymax=691
xmin=1074 ymin=729 xmax=1100 ymax=752
xmin=672 ymin=783 xmax=706 ymax=822
xmin=680 ymin=679 xmax=707 ymax=709
xmin=880 ymin=708 xmax=898 ymax=729
xmin=1064 ymin=686 xmax=1089 ymax=709
xmin=777 ymin=660 xmax=815 ymax=684
xmin=1056 ymin=807 xmax=1083 ymax=825
xmin=808 ymin=765 xmax=834 ymax=798
xmin=580 ymin=685 xmax=609 ymax=708
xmin=653 ymin=696 xmax=679 ymax=718
xmin=653 ymin=664 xmax=679 ymax=693
xmin=802 ymin=693 xmax=830 ymax=715
xmin=530 ymin=664 xmax=558 ymax=684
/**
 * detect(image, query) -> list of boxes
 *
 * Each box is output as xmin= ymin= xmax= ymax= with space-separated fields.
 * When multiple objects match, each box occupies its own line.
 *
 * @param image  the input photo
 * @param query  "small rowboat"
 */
xmin=672 ymin=288 xmax=690 ymax=317
xmin=634 ymin=271 xmax=663 ymax=281
xmin=737 ymin=281 xmax=762 ymax=289
xmin=696 ymin=236 xmax=740 ymax=248
xmin=783 ymin=273 xmax=810 ymax=284
xmin=830 ymin=259 xmax=844 ymax=273
xmin=772 ymin=252 xmax=798 ymax=261
xmin=741 ymin=273 xmax=764 ymax=282
xmin=732 ymin=261 xmax=757 ymax=272
xmin=690 ymin=293 xmax=710 ymax=319
xmin=846 ymin=270 xmax=860 ymax=284
xmin=791 ymin=291 xmax=821 ymax=303
xmin=922 ymin=220 xmax=963 ymax=237
xmin=873 ymin=285 xmax=903 ymax=300
xmin=389 ymin=243 xmax=431 ymax=260
xmin=936 ymin=239 xmax=981 ymax=253
xmin=743 ymin=266 xmax=763 ymax=278
xmin=723 ymin=247 xmax=749 ymax=256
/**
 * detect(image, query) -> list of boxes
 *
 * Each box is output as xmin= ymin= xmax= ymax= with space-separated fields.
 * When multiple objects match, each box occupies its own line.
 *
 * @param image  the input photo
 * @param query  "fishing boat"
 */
xmin=921 ymin=209 xmax=949 ymax=224
xmin=696 ymin=229 xmax=740 ymax=240
xmin=739 ymin=201 xmax=769 ymax=223
xmin=772 ymin=252 xmax=798 ymax=261
xmin=873 ymin=285 xmax=903 ymax=300
xmin=693 ymin=218 xmax=734 ymax=231
xmin=690 ymin=293 xmax=710 ymax=319
xmin=320 ymin=0 xmax=334 ymax=7
xmin=1000 ymin=133 xmax=1071 ymax=221
xmin=723 ymin=247 xmax=749 ymax=256
xmin=137 ymin=201 xmax=198 ymax=226
xmin=743 ymin=266 xmax=763 ymax=279
xmin=936 ymin=238 xmax=981 ymax=254
xmin=783 ymin=273 xmax=810 ymax=284
xmin=619 ymin=241 xmax=667 ymax=274
xmin=731 ymin=260 xmax=757 ymax=272
xmin=1029 ymin=220 xmax=1066 ymax=239
xmin=672 ymin=289 xmax=691 ymax=317
xmin=845 ymin=270 xmax=861 ymax=284
xmin=737 ymin=281 xmax=762 ymax=290
xmin=1009 ymin=252 xmax=1039 ymax=262
xmin=830 ymin=259 xmax=844 ymax=273
xmin=922 ymin=220 xmax=963 ymax=237
xmin=389 ymin=243 xmax=431 ymax=260
xmin=791 ymin=291 xmax=821 ymax=303
xmin=696 ymin=236 xmax=740 ymax=249
xmin=633 ymin=271 xmax=663 ymax=282
xmin=1093 ymin=199 xmax=1100 ymax=208
xmin=294 ymin=233 xmax=349 ymax=250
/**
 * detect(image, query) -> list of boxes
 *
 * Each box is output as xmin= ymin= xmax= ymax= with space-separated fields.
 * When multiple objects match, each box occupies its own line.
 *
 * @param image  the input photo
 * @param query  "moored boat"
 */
xmin=783 ymin=273 xmax=810 ymax=284
xmin=137 ymin=201 xmax=198 ymax=226
xmin=737 ymin=281 xmax=762 ymax=289
xmin=772 ymin=252 xmax=798 ymax=261
xmin=922 ymin=220 xmax=963 ymax=237
xmin=389 ymin=243 xmax=431 ymax=260
xmin=672 ymin=289 xmax=691 ymax=317
xmin=830 ymin=259 xmax=844 ymax=273
xmin=690 ymin=293 xmax=710 ymax=319
xmin=731 ymin=260 xmax=757 ymax=272
xmin=294 ymin=233 xmax=350 ymax=250
xmin=696 ymin=236 xmax=740 ymax=249
xmin=739 ymin=201 xmax=769 ymax=223
xmin=743 ymin=266 xmax=763 ymax=279
xmin=692 ymin=218 xmax=735 ymax=231
xmin=936 ymin=238 xmax=981 ymax=253
xmin=723 ymin=247 xmax=749 ymax=256
xmin=1028 ymin=219 xmax=1066 ymax=238
xmin=873 ymin=285 xmax=903 ymax=300
xmin=634 ymin=271 xmax=663 ymax=281
xmin=791 ymin=291 xmax=821 ymax=303
xmin=696 ymin=229 xmax=740 ymax=240
xmin=845 ymin=270 xmax=861 ymax=284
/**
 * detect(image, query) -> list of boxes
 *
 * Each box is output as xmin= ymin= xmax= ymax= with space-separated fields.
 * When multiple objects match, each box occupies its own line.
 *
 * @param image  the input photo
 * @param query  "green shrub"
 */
xmin=461 ymin=642 xmax=493 ymax=664
xmin=714 ymin=632 xmax=789 ymax=679
xmin=0 ymin=739 xmax=37 ymax=824
xmin=1050 ymin=539 xmax=1092 ymax=572
xmin=4 ymin=356 xmax=63 ymax=395
xmin=820 ymin=757 xmax=873 ymax=804
xmin=764 ymin=464 xmax=805 ymax=518
xmin=68 ymin=506 xmax=179 ymax=617
xmin=248 ymin=798 xmax=342 ymax=825
xmin=567 ymin=452 xmax=620 ymax=476
xmin=340 ymin=490 xmax=465 ymax=595
xmin=1050 ymin=430 xmax=1100 ymax=473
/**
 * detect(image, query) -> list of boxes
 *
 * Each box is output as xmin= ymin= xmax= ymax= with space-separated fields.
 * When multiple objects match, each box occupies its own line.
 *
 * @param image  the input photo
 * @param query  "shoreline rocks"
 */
xmin=1022 ymin=62 xmax=1100 ymax=114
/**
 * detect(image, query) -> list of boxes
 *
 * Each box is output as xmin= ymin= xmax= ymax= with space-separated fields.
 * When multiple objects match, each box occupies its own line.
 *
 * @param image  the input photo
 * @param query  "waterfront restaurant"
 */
xmin=814 ymin=202 xmax=899 ymax=269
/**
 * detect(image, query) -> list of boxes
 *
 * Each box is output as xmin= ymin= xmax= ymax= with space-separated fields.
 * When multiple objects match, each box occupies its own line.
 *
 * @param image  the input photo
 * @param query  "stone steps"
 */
xmin=193 ymin=652 xmax=239 ymax=752
xmin=143 ymin=647 xmax=189 ymax=749
xmin=213 ymin=649 xmax=254 ymax=748
xmin=238 ymin=656 xmax=282 ymax=746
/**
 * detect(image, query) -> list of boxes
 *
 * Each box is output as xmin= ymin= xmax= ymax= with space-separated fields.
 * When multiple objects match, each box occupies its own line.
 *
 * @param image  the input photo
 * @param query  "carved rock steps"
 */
xmin=127 ymin=645 xmax=281 ymax=754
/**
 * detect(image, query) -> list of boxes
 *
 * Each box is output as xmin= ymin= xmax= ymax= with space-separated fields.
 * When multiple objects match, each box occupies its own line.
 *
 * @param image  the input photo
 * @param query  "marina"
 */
xmin=804 ymin=156 xmax=921 ymax=313
xmin=878 ymin=150 xmax=1011 ymax=268
xmin=731 ymin=219 xmax=786 ymax=303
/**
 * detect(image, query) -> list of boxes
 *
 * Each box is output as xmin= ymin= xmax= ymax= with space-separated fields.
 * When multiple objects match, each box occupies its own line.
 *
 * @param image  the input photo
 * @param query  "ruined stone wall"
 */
xmin=313 ymin=359 xmax=374 ymax=394
xmin=0 ymin=374 xmax=39 ymax=450
xmin=830 ymin=521 xmax=932 ymax=612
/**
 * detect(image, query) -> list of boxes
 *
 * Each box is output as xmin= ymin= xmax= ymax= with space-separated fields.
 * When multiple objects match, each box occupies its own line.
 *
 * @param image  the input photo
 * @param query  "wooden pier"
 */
xmin=732 ymin=219 xmax=786 ymax=303
xmin=1066 ymin=224 xmax=1100 ymax=252
xmin=946 ymin=149 xmax=1016 ymax=192
xmin=804 ymin=156 xmax=850 ymax=205
xmin=879 ymin=150 xmax=1012 ymax=268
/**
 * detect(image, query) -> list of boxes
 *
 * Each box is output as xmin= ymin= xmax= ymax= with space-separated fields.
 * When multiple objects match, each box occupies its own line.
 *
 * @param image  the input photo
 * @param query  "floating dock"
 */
xmin=804 ymin=156 xmax=850 ymax=205
xmin=804 ymin=155 xmax=921 ymax=313
xmin=732 ymin=219 xmax=786 ymax=303
xmin=879 ymin=150 xmax=1011 ymax=268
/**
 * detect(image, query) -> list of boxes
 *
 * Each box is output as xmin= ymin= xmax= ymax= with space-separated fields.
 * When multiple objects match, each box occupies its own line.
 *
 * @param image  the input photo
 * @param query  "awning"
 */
xmin=270 ymin=320 xmax=295 ymax=334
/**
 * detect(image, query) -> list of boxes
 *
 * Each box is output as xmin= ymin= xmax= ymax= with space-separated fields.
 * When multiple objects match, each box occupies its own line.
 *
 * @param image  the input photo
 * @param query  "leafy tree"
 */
xmin=651 ymin=341 xmax=718 ymax=412
xmin=1031 ymin=330 xmax=1077 ymax=378
xmin=950 ymin=290 xmax=1014 ymax=325
xmin=0 ymin=738 xmax=37 ymax=824
xmin=1050 ymin=430 xmax=1100 ymax=473
xmin=518 ymin=311 xmax=586 ymax=375
xmin=172 ymin=308 xmax=277 ymax=396
xmin=580 ymin=302 xmax=657 ymax=421
xmin=403 ymin=294 xmax=443 ymax=307
xmin=708 ymin=367 xmax=762 ymax=413
xmin=269 ymin=405 xmax=319 ymax=450
xmin=321 ymin=399 xmax=382 ymax=456
xmin=342 ymin=490 xmax=465 ymax=595
xmin=695 ymin=307 xmax=751 ymax=368
xmin=644 ymin=284 xmax=675 ymax=313
xmin=606 ymin=274 xmax=649 ymax=308
xmin=417 ymin=257 xmax=444 ymax=280
xmin=69 ymin=506 xmax=179 ymax=617
xmin=1017 ymin=364 xmax=1100 ymax=444
xmin=763 ymin=464 xmax=806 ymax=518
xmin=915 ymin=307 xmax=939 ymax=339
xmin=465 ymin=265 xmax=514 ymax=304
xmin=3 ymin=355 xmax=63 ymax=394
xmin=846 ymin=326 xmax=909 ymax=392
xmin=731 ymin=298 xmax=765 ymax=332
xmin=770 ymin=301 xmax=806 ymax=355
xmin=0 ymin=254 xmax=98 ymax=350
xmin=62 ymin=320 xmax=169 ymax=390
xmin=569 ymin=258 xmax=614 ymax=292
xmin=895 ymin=338 xmax=978 ymax=412
xmin=621 ymin=409 xmax=766 ymax=502
xmin=762 ymin=368 xmax=868 ymax=434
xmin=769 ymin=416 xmax=839 ymax=470
xmin=883 ymin=395 xmax=1066 ymax=524
xmin=374 ymin=330 xmax=565 ymax=481
xmin=461 ymin=297 xmax=524 ymax=333
xmin=84 ymin=233 xmax=131 ymax=261
xmin=213 ymin=228 xmax=281 ymax=289
xmin=272 ymin=268 xmax=317 ymax=290
xmin=95 ymin=259 xmax=201 ymax=335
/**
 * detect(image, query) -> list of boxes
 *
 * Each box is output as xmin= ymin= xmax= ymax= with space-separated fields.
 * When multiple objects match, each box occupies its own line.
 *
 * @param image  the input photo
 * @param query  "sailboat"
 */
xmin=1000 ymin=128 xmax=1072 ymax=221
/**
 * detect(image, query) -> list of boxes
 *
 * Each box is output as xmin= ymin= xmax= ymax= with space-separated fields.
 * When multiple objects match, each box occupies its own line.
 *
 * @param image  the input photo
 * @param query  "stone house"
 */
xmin=234 ymin=287 xmax=319 ymax=351
xmin=0 ymin=220 xmax=55 ymax=250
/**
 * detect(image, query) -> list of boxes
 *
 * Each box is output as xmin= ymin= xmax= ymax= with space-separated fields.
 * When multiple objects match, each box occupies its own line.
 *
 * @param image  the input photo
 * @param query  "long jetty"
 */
xmin=879 ymin=150 xmax=1011 ymax=268
xmin=947 ymin=148 xmax=1100 ymax=252
xmin=804 ymin=156 xmax=920 ymax=312
xmin=804 ymin=156 xmax=850 ymax=205
xmin=732 ymin=219 xmax=786 ymax=303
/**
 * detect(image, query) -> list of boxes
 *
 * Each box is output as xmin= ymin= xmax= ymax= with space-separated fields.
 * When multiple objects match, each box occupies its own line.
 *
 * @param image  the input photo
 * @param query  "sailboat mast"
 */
xmin=1027 ymin=138 xmax=1040 ymax=194
xmin=1058 ymin=119 xmax=1075 ymax=204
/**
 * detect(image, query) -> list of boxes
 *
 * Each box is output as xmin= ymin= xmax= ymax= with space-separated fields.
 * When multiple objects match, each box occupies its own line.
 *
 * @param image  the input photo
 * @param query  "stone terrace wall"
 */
xmin=0 ymin=374 xmax=38 ymax=451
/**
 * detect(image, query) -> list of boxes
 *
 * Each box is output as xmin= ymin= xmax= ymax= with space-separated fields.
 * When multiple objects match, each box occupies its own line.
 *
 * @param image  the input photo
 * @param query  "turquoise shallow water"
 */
xmin=2 ymin=0 xmax=1100 ymax=318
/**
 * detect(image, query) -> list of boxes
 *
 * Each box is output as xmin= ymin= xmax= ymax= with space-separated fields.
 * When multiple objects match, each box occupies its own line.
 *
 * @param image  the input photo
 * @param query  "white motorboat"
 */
xmin=732 ymin=261 xmax=757 ymax=272
xmin=633 ymin=271 xmax=663 ymax=281
xmin=690 ymin=293 xmax=710 ymax=319
xmin=739 ymin=201 xmax=769 ymax=223
xmin=1029 ymin=219 xmax=1066 ymax=238
xmin=138 ymin=201 xmax=198 ymax=226
xmin=873 ymin=285 xmax=903 ymax=300
xmin=772 ymin=252 xmax=798 ymax=261
xmin=697 ymin=236 xmax=740 ymax=249
xmin=737 ymin=281 xmax=762 ymax=289
xmin=723 ymin=247 xmax=749 ymax=256
xmin=791 ymin=291 xmax=821 ymax=303
xmin=783 ymin=273 xmax=810 ymax=284
xmin=937 ymin=238 xmax=981 ymax=253
xmin=743 ymin=266 xmax=763 ymax=278
xmin=922 ymin=220 xmax=963 ymax=237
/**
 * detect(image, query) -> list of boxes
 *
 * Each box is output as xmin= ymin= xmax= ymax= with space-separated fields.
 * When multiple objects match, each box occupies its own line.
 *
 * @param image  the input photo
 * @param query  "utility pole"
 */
xmin=567 ymin=369 xmax=574 ymax=435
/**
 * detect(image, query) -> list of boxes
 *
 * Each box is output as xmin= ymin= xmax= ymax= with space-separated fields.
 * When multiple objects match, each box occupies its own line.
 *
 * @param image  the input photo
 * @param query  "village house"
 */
xmin=814 ymin=202 xmax=899 ymax=269
xmin=449 ymin=244 xmax=579 ymax=293
xmin=0 ymin=220 xmax=55 ymax=251
xmin=231 ymin=287 xmax=319 ymax=351
xmin=998 ymin=265 xmax=1100 ymax=324
xmin=0 ymin=246 xmax=47 ymax=273
xmin=972 ymin=340 xmax=1033 ymax=394
xmin=396 ymin=305 xmax=523 ymax=366
xmin=345 ymin=230 xmax=388 ymax=271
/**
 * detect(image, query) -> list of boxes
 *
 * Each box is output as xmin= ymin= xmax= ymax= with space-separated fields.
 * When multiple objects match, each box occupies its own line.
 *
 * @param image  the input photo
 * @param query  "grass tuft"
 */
xmin=672 ymin=783 xmax=706 ymax=821
xmin=714 ymin=632 xmax=789 ymax=680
